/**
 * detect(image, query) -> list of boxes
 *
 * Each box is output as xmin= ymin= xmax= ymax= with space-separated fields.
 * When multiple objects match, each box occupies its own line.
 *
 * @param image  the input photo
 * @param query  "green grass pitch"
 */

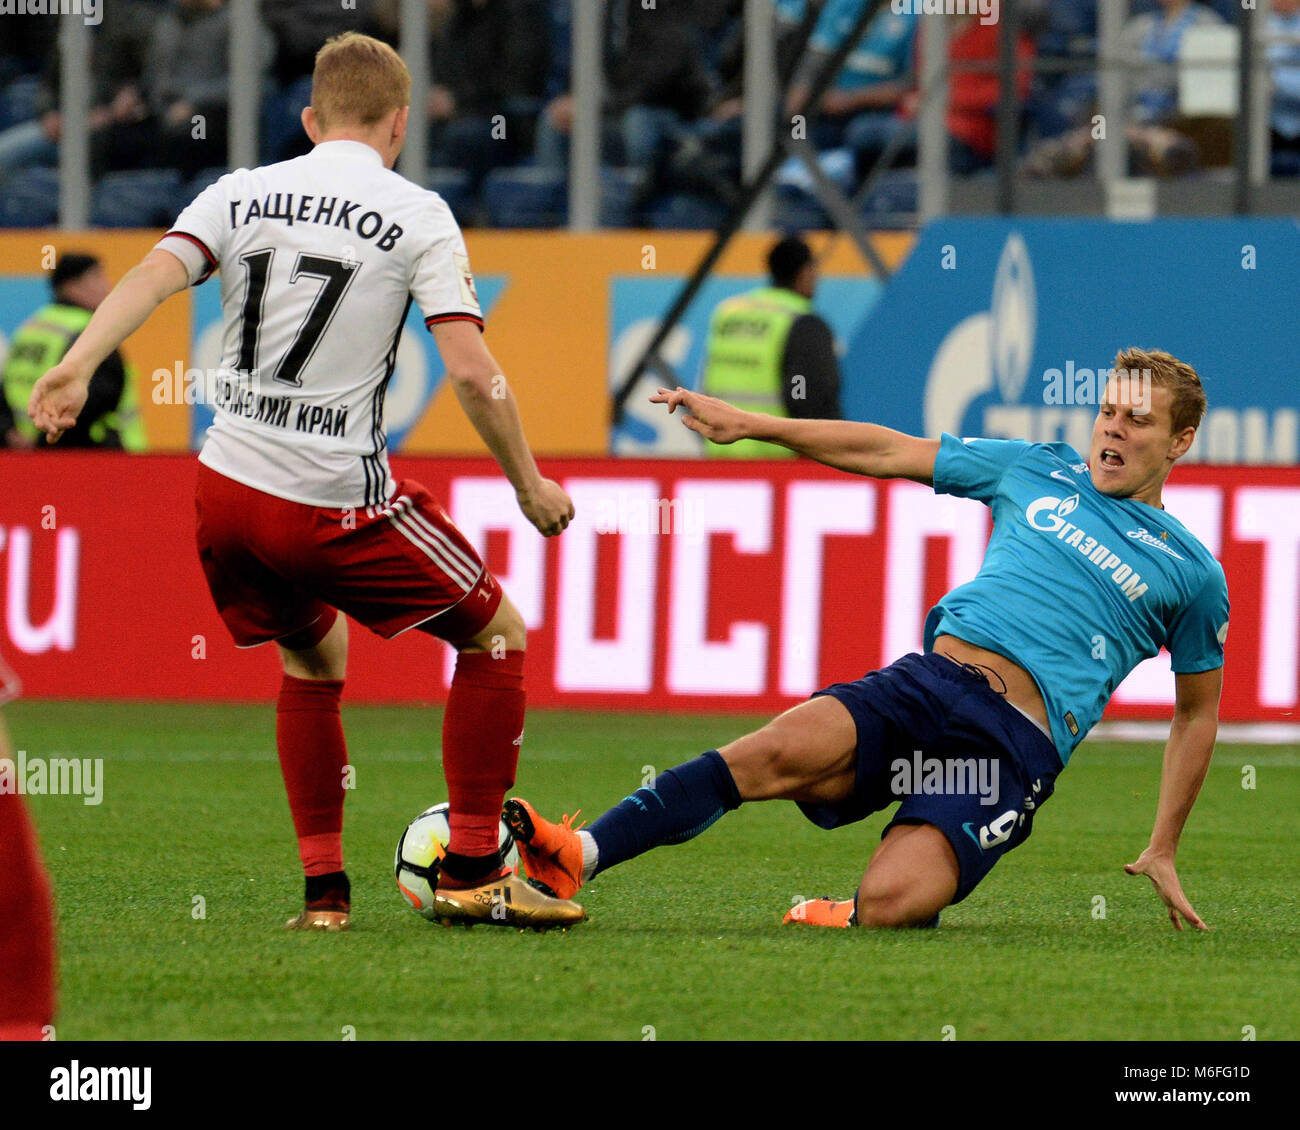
xmin=8 ymin=700 xmax=1299 ymax=1041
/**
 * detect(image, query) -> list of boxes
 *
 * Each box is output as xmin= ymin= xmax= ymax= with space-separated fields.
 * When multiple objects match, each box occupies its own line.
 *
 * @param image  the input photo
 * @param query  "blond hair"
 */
xmin=311 ymin=32 xmax=411 ymax=133
xmin=1113 ymin=347 xmax=1207 ymax=434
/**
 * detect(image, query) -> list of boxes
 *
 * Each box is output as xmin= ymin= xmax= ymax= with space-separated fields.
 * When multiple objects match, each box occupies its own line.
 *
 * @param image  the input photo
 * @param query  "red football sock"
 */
xmin=0 ymin=792 xmax=55 ymax=1035
xmin=276 ymin=674 xmax=348 ymax=877
xmin=442 ymin=649 xmax=525 ymax=859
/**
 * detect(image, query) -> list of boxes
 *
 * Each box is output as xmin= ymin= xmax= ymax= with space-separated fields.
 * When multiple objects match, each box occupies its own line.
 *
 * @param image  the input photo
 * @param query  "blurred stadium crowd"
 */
xmin=1 ymin=0 xmax=1298 ymax=230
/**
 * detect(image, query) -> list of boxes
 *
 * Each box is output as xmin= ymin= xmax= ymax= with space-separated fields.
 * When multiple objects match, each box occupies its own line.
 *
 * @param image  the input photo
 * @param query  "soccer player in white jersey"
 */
xmin=28 ymin=33 xmax=584 ymax=931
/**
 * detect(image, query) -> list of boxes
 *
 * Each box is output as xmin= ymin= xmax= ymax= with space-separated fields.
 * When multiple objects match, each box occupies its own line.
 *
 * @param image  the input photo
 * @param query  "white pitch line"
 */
xmin=1091 ymin=721 xmax=1300 ymax=745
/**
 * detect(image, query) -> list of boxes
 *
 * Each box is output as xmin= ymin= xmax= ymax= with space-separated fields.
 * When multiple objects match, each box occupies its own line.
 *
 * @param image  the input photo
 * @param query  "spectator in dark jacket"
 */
xmin=0 ymin=0 xmax=156 ymax=174
xmin=424 ymin=0 xmax=550 ymax=183
xmin=535 ymin=0 xmax=713 ymax=175
xmin=143 ymin=0 xmax=273 ymax=177
xmin=265 ymin=0 xmax=372 ymax=85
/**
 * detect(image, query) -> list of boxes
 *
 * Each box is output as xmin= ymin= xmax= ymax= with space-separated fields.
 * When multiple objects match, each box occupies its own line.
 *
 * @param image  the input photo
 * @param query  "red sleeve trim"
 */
xmin=424 ymin=312 xmax=484 ymax=333
xmin=161 ymin=230 xmax=218 ymax=283
xmin=163 ymin=230 xmax=217 ymax=267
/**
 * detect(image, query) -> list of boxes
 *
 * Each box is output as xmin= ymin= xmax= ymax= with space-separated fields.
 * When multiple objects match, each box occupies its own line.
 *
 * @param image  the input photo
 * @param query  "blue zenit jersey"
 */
xmin=925 ymin=435 xmax=1230 ymax=765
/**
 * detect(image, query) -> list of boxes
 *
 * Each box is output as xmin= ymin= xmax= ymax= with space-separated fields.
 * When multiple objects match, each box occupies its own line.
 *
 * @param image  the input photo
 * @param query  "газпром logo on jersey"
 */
xmin=1025 ymin=494 xmax=1151 ymax=602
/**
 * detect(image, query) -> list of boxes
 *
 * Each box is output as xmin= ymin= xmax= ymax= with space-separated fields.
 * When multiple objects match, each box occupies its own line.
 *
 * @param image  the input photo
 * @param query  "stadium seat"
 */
xmin=483 ymin=165 xmax=651 ymax=228
xmin=427 ymin=166 xmax=473 ymax=220
xmin=773 ymin=184 xmax=830 ymax=232
xmin=599 ymin=166 xmax=645 ymax=228
xmin=860 ymin=171 xmax=918 ymax=230
xmin=1272 ymin=149 xmax=1300 ymax=178
xmin=1129 ymin=0 xmax=1240 ymax=17
xmin=482 ymin=166 xmax=567 ymax=228
xmin=0 ymin=166 xmax=59 ymax=227
xmin=645 ymin=191 xmax=727 ymax=230
xmin=1037 ymin=0 xmax=1097 ymax=59
xmin=175 ymin=166 xmax=228 ymax=213
xmin=0 ymin=75 xmax=42 ymax=131
xmin=543 ymin=0 xmax=573 ymax=98
xmin=261 ymin=76 xmax=314 ymax=164
xmin=92 ymin=169 xmax=184 ymax=228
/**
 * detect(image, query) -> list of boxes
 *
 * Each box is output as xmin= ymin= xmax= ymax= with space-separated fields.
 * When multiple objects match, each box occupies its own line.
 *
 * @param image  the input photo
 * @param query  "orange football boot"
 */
xmin=502 ymin=798 xmax=585 ymax=900
xmin=784 ymin=897 xmax=857 ymax=927
xmin=784 ymin=898 xmax=941 ymax=928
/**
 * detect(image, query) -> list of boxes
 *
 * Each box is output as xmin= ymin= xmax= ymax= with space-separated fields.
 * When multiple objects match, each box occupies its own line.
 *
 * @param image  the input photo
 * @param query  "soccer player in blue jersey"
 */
xmin=505 ymin=348 xmax=1228 ymax=931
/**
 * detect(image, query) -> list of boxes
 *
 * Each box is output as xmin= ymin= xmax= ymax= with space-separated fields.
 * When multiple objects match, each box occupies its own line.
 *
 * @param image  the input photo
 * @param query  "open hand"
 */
xmin=1124 ymin=847 xmax=1207 ymax=931
xmin=28 ymin=360 xmax=90 ymax=444
xmin=649 ymin=386 xmax=750 ymax=445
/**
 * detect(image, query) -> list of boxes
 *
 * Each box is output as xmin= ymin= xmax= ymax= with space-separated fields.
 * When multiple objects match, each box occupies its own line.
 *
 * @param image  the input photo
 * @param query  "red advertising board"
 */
xmin=1 ymin=453 xmax=1297 ymax=723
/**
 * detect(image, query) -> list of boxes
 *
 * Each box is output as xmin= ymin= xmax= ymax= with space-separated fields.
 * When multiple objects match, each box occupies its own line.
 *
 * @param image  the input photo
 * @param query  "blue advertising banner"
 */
xmin=841 ymin=218 xmax=1299 ymax=464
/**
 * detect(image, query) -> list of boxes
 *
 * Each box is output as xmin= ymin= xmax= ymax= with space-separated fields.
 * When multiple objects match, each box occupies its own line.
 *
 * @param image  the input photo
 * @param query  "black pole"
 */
xmin=778 ymin=0 xmax=824 ymax=92
xmin=995 ymin=0 xmax=1020 ymax=215
xmin=1234 ymin=0 xmax=1255 ymax=214
xmin=611 ymin=0 xmax=891 ymax=427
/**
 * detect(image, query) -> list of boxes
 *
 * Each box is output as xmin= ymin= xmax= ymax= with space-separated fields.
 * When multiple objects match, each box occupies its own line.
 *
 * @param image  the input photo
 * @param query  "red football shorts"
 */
xmin=195 ymin=464 xmax=502 ymax=648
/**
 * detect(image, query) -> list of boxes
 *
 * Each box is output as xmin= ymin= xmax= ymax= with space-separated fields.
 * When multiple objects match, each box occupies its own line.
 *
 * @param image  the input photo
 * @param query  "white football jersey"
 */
xmin=157 ymin=139 xmax=483 ymax=508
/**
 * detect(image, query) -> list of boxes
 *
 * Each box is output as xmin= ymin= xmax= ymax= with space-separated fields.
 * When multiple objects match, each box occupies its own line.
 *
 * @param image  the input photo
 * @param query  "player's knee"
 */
xmin=278 ymin=614 xmax=347 ymax=680
xmin=854 ymin=876 xmax=944 ymax=929
xmin=281 ymin=650 xmax=347 ymax=681
xmin=460 ymin=599 xmax=526 ymax=654
xmin=495 ymin=604 xmax=526 ymax=652
xmin=853 ymin=890 xmax=911 ymax=928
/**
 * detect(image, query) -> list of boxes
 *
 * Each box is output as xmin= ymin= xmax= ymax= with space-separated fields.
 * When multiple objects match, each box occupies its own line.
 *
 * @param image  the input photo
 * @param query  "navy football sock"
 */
xmin=587 ymin=750 xmax=742 ymax=877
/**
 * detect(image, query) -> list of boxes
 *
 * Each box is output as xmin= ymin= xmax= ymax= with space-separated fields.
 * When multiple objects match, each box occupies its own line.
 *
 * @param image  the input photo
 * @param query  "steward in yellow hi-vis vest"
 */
xmin=699 ymin=235 xmax=841 ymax=458
xmin=0 ymin=253 xmax=145 ymax=451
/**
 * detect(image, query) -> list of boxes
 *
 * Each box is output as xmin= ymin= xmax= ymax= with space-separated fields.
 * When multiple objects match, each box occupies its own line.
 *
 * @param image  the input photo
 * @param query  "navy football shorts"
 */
xmin=799 ymin=651 xmax=1063 ymax=904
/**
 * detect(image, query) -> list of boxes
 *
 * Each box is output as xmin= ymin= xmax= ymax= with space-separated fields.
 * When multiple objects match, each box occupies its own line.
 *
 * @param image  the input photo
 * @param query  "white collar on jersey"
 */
xmin=308 ymin=139 xmax=384 ymax=166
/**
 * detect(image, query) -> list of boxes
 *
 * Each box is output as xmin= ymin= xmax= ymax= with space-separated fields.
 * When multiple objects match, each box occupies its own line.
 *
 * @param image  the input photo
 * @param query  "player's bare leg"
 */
xmin=280 ymin=612 xmax=348 ymax=682
xmin=277 ymin=612 xmax=352 ymax=932
xmin=511 ymin=695 xmax=957 ymax=928
xmin=786 ymin=821 xmax=954 ymax=928
xmin=717 ymin=696 xmax=858 ymax=804
xmin=432 ymin=594 xmax=584 ymax=929
xmin=852 ymin=824 xmax=957 ymax=926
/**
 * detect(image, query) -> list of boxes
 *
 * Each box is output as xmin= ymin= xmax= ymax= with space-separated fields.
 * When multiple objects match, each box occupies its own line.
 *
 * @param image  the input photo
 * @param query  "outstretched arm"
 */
xmin=651 ymin=386 xmax=938 ymax=483
xmin=432 ymin=319 xmax=574 ymax=537
xmin=28 ymin=248 xmax=189 ymax=443
xmin=1124 ymin=666 xmax=1222 ymax=931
